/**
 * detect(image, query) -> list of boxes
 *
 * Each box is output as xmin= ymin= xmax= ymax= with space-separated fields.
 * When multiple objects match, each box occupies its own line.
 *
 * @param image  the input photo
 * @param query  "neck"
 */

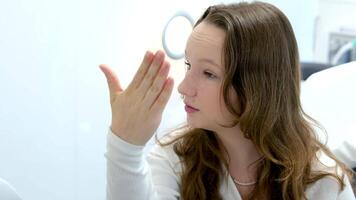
xmin=214 ymin=124 xmax=262 ymax=180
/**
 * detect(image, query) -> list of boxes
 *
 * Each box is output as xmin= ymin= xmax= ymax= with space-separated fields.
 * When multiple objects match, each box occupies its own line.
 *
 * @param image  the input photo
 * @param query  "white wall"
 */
xmin=263 ymin=0 xmax=318 ymax=62
xmin=0 ymin=0 xmax=319 ymax=199
xmin=313 ymin=0 xmax=356 ymax=62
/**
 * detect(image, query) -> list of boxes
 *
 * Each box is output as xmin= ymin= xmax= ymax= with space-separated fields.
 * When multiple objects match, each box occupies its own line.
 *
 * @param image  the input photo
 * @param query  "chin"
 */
xmin=187 ymin=119 xmax=212 ymax=131
xmin=186 ymin=118 xmax=200 ymax=128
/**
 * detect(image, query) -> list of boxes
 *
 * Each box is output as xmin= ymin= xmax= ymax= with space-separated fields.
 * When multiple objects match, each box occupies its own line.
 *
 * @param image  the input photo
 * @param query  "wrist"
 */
xmin=109 ymin=124 xmax=147 ymax=146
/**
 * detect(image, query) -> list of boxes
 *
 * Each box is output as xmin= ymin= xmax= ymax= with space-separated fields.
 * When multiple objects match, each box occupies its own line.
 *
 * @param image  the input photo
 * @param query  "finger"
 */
xmin=138 ymin=50 xmax=165 ymax=94
xmin=127 ymin=51 xmax=155 ymax=91
xmin=144 ymin=61 xmax=170 ymax=108
xmin=99 ymin=64 xmax=123 ymax=102
xmin=150 ymin=77 xmax=174 ymax=113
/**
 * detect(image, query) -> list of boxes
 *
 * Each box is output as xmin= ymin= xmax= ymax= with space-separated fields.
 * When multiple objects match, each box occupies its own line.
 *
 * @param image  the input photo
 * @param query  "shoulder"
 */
xmin=305 ymin=153 xmax=355 ymax=200
xmin=305 ymin=175 xmax=341 ymax=199
xmin=305 ymin=174 xmax=354 ymax=200
xmin=146 ymin=129 xmax=187 ymax=173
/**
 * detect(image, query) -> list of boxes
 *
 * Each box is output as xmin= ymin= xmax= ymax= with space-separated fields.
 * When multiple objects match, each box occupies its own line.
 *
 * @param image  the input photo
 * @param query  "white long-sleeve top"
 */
xmin=105 ymin=129 xmax=355 ymax=200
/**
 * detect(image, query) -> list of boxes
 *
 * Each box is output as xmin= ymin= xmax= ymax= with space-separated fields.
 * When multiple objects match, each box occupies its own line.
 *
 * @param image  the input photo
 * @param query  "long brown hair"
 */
xmin=159 ymin=1 xmax=352 ymax=199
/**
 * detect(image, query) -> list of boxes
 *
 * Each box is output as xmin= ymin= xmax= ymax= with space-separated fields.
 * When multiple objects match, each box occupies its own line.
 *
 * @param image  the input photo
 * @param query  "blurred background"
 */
xmin=0 ymin=0 xmax=355 ymax=199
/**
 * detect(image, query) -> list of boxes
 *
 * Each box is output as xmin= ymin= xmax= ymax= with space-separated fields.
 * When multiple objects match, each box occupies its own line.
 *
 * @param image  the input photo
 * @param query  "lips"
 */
xmin=184 ymin=102 xmax=200 ymax=113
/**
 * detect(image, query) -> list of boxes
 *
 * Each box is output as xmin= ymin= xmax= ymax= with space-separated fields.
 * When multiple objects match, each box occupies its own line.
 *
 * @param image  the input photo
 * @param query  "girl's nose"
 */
xmin=177 ymin=74 xmax=197 ymax=98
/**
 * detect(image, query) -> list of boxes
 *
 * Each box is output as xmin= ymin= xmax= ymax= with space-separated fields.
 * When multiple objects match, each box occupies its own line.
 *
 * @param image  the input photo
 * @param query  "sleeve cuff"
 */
xmin=106 ymin=128 xmax=146 ymax=169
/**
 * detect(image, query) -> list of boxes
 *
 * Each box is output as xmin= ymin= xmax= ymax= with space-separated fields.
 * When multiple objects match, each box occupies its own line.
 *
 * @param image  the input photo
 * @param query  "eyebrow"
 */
xmin=185 ymin=50 xmax=222 ymax=71
xmin=198 ymin=58 xmax=221 ymax=71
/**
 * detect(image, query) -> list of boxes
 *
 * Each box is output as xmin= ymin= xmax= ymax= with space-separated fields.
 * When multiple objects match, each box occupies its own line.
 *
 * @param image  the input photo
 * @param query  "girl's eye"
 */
xmin=184 ymin=60 xmax=217 ymax=79
xmin=184 ymin=61 xmax=191 ymax=71
xmin=204 ymin=71 xmax=217 ymax=79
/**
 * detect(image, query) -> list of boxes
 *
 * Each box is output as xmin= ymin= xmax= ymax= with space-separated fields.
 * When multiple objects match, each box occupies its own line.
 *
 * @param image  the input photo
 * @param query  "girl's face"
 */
xmin=178 ymin=21 xmax=238 ymax=131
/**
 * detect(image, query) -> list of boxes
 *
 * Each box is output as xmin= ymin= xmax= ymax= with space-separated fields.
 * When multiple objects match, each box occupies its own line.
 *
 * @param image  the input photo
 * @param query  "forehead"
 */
xmin=185 ymin=21 xmax=225 ymax=64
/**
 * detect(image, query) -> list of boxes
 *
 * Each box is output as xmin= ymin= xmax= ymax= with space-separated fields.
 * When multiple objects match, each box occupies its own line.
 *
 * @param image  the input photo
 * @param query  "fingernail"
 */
xmin=154 ymin=50 xmax=159 ymax=57
xmin=158 ymin=51 xmax=165 ymax=60
xmin=164 ymin=62 xmax=170 ymax=71
xmin=146 ymin=51 xmax=154 ymax=61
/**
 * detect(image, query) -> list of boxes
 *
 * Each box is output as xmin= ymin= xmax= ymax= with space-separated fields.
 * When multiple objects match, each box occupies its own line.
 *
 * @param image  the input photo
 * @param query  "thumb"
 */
xmin=99 ymin=64 xmax=123 ymax=102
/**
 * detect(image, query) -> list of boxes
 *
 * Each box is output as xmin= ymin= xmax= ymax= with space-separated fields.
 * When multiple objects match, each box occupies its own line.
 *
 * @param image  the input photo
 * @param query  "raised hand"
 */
xmin=100 ymin=50 xmax=174 ymax=146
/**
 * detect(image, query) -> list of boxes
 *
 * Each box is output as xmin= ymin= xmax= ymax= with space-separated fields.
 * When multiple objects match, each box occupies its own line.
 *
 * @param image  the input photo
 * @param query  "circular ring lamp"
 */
xmin=162 ymin=11 xmax=194 ymax=60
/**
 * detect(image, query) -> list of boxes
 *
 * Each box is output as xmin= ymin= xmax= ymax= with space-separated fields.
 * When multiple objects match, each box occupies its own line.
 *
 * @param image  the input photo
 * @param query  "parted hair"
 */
xmin=158 ymin=1 xmax=352 ymax=200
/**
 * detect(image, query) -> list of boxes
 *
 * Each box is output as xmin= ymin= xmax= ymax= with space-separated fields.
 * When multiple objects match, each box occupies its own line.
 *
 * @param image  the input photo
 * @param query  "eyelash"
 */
xmin=184 ymin=61 xmax=191 ymax=71
xmin=184 ymin=60 xmax=217 ymax=79
xmin=204 ymin=71 xmax=217 ymax=79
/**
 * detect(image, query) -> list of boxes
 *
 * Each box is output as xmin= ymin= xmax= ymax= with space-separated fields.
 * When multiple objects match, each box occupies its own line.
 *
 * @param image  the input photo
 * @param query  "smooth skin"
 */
xmin=100 ymin=50 xmax=174 ymax=146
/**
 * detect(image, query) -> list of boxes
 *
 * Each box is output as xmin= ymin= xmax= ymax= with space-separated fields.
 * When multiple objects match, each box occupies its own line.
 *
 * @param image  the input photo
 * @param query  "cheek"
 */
xmin=205 ymin=92 xmax=230 ymax=120
xmin=219 ymin=101 xmax=234 ymax=120
xmin=199 ymin=88 xmax=221 ymax=116
xmin=219 ymin=90 xmax=240 ymax=119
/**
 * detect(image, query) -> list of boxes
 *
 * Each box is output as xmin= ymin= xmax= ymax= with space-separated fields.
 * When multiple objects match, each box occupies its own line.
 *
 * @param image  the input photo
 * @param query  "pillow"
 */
xmin=301 ymin=61 xmax=356 ymax=168
xmin=0 ymin=178 xmax=22 ymax=200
